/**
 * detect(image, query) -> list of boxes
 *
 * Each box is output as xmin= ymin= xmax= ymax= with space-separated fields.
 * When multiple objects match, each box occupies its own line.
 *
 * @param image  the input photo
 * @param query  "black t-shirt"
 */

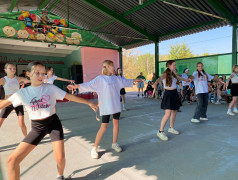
xmin=146 ymin=84 xmax=153 ymax=91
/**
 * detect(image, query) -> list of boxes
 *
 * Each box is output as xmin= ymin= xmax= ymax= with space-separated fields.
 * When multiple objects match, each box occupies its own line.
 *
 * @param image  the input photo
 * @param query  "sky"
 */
xmin=136 ymin=26 xmax=232 ymax=55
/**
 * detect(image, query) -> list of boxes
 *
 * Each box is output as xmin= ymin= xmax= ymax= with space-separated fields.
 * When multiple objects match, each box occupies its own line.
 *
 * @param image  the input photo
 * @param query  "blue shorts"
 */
xmin=137 ymin=82 xmax=144 ymax=88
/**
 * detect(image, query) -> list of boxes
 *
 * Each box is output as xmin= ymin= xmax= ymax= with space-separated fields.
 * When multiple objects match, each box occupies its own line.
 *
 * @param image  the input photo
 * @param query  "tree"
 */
xmin=169 ymin=42 xmax=194 ymax=60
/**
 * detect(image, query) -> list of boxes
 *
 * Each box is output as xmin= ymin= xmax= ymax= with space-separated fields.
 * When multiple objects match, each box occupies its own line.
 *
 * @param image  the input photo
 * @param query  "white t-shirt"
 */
xmin=44 ymin=75 xmax=57 ymax=84
xmin=79 ymin=75 xmax=133 ymax=116
xmin=231 ymin=72 xmax=238 ymax=83
xmin=162 ymin=76 xmax=177 ymax=89
xmin=8 ymin=84 xmax=66 ymax=120
xmin=193 ymin=71 xmax=214 ymax=94
xmin=182 ymin=73 xmax=190 ymax=87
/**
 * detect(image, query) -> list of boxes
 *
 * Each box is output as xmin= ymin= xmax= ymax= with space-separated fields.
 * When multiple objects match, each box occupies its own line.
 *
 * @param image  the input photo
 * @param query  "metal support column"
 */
xmin=119 ymin=47 xmax=123 ymax=73
xmin=232 ymin=24 xmax=237 ymax=66
xmin=155 ymin=41 xmax=159 ymax=76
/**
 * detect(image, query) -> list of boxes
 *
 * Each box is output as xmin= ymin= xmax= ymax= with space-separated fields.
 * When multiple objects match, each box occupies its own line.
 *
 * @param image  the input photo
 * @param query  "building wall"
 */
xmin=0 ymin=51 xmax=79 ymax=89
xmin=81 ymin=47 xmax=119 ymax=82
xmin=158 ymin=53 xmax=235 ymax=76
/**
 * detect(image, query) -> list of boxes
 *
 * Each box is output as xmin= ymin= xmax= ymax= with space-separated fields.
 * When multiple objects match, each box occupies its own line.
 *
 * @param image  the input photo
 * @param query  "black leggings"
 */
xmin=23 ymin=114 xmax=64 ymax=145
xmin=181 ymin=86 xmax=191 ymax=103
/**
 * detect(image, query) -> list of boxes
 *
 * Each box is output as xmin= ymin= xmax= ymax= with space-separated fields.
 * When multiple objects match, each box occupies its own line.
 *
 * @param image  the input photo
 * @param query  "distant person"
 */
xmin=19 ymin=70 xmax=26 ymax=77
xmin=181 ymin=68 xmax=191 ymax=104
xmin=44 ymin=67 xmax=75 ymax=85
xmin=116 ymin=68 xmax=127 ymax=111
xmin=226 ymin=65 xmax=238 ymax=116
xmin=153 ymin=60 xmax=190 ymax=141
xmin=136 ymin=72 xmax=146 ymax=97
xmin=190 ymin=62 xmax=217 ymax=123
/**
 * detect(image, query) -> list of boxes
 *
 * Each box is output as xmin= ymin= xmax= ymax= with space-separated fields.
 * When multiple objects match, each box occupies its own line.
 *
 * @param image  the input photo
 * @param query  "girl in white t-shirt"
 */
xmin=0 ymin=62 xmax=98 ymax=180
xmin=0 ymin=63 xmax=30 ymax=137
xmin=226 ymin=65 xmax=238 ymax=116
xmin=153 ymin=60 xmax=190 ymax=141
xmin=190 ymin=62 xmax=215 ymax=123
xmin=44 ymin=67 xmax=75 ymax=84
xmin=67 ymin=60 xmax=141 ymax=159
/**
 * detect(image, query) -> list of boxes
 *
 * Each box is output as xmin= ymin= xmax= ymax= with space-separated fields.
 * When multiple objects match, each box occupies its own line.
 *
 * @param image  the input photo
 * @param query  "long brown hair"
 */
xmin=116 ymin=68 xmax=122 ymax=77
xmin=196 ymin=62 xmax=208 ymax=80
xmin=164 ymin=60 xmax=178 ymax=87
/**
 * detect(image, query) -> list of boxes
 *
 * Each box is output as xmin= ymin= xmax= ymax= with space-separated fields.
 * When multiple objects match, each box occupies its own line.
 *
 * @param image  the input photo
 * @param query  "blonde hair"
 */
xmin=4 ymin=63 xmax=15 ymax=69
xmin=232 ymin=65 xmax=238 ymax=72
xmin=102 ymin=60 xmax=114 ymax=75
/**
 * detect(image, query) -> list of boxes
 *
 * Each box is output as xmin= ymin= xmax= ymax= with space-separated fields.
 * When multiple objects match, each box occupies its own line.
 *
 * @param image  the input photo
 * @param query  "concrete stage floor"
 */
xmin=0 ymin=92 xmax=238 ymax=180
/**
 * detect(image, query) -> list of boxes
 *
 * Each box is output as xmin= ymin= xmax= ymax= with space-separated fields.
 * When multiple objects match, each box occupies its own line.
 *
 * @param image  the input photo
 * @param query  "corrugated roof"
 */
xmin=9 ymin=0 xmax=238 ymax=49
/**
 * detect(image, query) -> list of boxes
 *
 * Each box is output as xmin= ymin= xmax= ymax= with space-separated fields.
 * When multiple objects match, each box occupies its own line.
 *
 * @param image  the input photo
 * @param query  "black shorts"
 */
xmin=23 ymin=114 xmax=64 ymax=145
xmin=102 ymin=112 xmax=120 ymax=123
xmin=0 ymin=105 xmax=24 ymax=118
xmin=120 ymin=88 xmax=126 ymax=95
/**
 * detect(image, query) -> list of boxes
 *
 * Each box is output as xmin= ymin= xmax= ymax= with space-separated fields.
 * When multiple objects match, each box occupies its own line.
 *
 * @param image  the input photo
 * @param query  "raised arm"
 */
xmin=0 ymin=99 xmax=12 ymax=109
xmin=64 ymin=93 xmax=98 ymax=112
xmin=56 ymin=77 xmax=75 ymax=83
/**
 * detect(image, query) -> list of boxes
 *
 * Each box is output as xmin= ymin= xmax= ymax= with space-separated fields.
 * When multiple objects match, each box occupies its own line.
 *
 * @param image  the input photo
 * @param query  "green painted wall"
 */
xmin=158 ymin=53 xmax=235 ymax=76
xmin=0 ymin=48 xmax=82 ymax=89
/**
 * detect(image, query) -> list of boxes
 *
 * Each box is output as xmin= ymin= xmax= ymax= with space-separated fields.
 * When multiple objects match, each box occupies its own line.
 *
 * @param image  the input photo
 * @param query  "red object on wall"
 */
xmin=81 ymin=47 xmax=119 ymax=82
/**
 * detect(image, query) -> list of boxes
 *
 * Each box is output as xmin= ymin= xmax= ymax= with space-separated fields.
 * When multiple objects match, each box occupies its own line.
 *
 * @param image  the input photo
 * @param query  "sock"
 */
xmin=233 ymin=107 xmax=238 ymax=111
xmin=57 ymin=175 xmax=64 ymax=178
xmin=228 ymin=109 xmax=232 ymax=112
xmin=122 ymin=103 xmax=125 ymax=108
xmin=159 ymin=130 xmax=164 ymax=133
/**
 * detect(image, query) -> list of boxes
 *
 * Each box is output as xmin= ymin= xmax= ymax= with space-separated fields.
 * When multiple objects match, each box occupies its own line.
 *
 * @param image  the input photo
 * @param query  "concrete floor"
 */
xmin=0 ymin=92 xmax=238 ymax=180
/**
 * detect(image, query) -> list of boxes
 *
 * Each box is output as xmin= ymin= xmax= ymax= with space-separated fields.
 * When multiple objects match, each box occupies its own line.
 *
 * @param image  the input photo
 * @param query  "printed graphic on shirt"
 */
xmin=198 ymin=75 xmax=207 ymax=81
xmin=30 ymin=95 xmax=51 ymax=111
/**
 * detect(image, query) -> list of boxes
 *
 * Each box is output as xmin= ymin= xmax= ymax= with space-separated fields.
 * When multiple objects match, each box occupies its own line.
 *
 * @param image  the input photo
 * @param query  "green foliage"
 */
xmin=123 ymin=49 xmax=155 ymax=79
xmin=169 ymin=42 xmax=195 ymax=60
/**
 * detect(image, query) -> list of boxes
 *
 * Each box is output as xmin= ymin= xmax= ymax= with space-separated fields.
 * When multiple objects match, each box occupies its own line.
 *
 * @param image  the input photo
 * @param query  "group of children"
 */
xmin=0 ymin=60 xmax=237 ymax=180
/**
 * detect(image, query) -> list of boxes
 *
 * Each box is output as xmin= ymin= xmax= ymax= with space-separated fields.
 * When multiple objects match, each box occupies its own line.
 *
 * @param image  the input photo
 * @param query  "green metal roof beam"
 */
xmin=161 ymin=0 xmax=226 ymax=21
xmin=122 ymin=40 xmax=149 ymax=48
xmin=82 ymin=0 xmax=157 ymax=42
xmin=39 ymin=0 xmax=51 ymax=10
xmin=9 ymin=0 xmax=18 ymax=12
xmin=160 ymin=19 xmax=223 ymax=37
xmin=206 ymin=0 xmax=235 ymax=24
xmin=48 ymin=0 xmax=61 ymax=11
xmin=92 ymin=0 xmax=159 ymax=31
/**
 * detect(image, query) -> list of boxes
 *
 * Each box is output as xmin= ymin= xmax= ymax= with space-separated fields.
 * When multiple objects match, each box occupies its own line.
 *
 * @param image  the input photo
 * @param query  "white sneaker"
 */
xmin=200 ymin=117 xmax=208 ymax=121
xmin=168 ymin=127 xmax=179 ymax=134
xmin=157 ymin=131 xmax=168 ymax=141
xmin=215 ymin=101 xmax=221 ymax=104
xmin=211 ymin=100 xmax=215 ymax=103
xmin=233 ymin=110 xmax=238 ymax=113
xmin=191 ymin=118 xmax=200 ymax=123
xmin=122 ymin=107 xmax=127 ymax=111
xmin=112 ymin=143 xmax=122 ymax=152
xmin=91 ymin=147 xmax=98 ymax=159
xmin=227 ymin=111 xmax=235 ymax=116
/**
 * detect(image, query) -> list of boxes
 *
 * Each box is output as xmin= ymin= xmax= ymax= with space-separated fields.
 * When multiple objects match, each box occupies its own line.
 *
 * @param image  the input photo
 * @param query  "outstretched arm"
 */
xmin=153 ymin=73 xmax=165 ymax=88
xmin=0 ymin=99 xmax=12 ymax=109
xmin=64 ymin=93 xmax=98 ymax=112
xmin=56 ymin=77 xmax=75 ymax=84
xmin=17 ymin=77 xmax=31 ymax=84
